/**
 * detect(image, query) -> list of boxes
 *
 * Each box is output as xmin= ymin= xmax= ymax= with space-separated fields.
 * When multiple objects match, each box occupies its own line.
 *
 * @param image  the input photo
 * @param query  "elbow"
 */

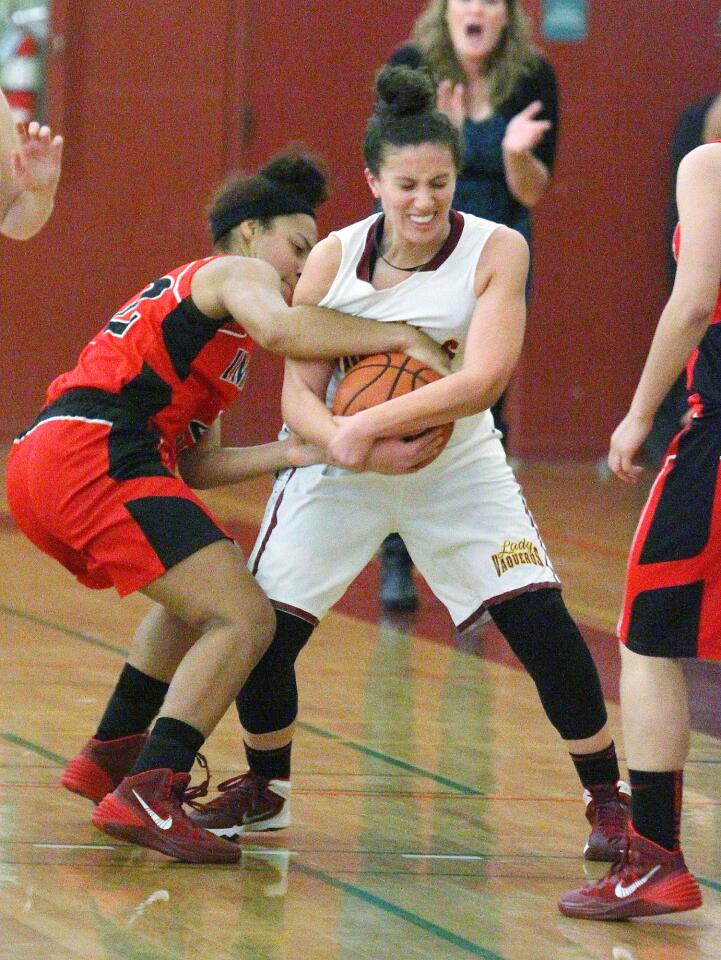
xmin=674 ymin=296 xmax=717 ymax=332
xmin=256 ymin=323 xmax=293 ymax=355
xmin=510 ymin=180 xmax=546 ymax=209
xmin=178 ymin=458 xmax=212 ymax=490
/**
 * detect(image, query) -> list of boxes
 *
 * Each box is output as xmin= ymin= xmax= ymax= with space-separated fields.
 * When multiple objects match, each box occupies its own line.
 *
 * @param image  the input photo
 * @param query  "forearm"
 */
xmin=352 ymin=367 xmax=507 ymax=440
xmin=501 ymin=149 xmax=549 ymax=208
xmin=266 ymin=305 xmax=421 ymax=360
xmin=282 ymin=383 xmax=336 ymax=448
xmin=628 ymin=299 xmax=712 ymax=420
xmin=0 ymin=186 xmax=55 ymax=240
xmin=178 ymin=440 xmax=296 ymax=489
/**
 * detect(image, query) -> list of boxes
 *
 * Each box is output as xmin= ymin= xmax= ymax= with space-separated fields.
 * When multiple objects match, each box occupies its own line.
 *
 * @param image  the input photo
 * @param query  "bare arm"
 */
xmin=280 ymin=251 xmax=451 ymax=473
xmin=190 ymin=239 xmax=450 ymax=373
xmin=326 ymin=227 xmax=528 ymax=469
xmin=608 ymin=143 xmax=721 ymax=482
xmin=0 ymin=95 xmax=63 ymax=240
xmin=177 ymin=418 xmax=324 ymax=489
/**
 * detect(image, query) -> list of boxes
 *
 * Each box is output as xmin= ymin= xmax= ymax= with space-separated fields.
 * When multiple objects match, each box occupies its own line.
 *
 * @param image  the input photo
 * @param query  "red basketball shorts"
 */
xmin=7 ymin=411 xmax=230 ymax=597
xmin=619 ymin=421 xmax=721 ymax=659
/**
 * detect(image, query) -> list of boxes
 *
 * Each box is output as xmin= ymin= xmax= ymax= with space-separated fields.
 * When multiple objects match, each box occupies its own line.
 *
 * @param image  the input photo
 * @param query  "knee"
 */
xmin=193 ymin=593 xmax=276 ymax=663
xmin=237 ymin=595 xmax=277 ymax=661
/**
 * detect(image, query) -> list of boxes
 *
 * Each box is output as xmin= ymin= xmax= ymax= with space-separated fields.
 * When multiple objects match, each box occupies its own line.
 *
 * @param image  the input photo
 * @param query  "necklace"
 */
xmin=373 ymin=226 xmax=439 ymax=273
xmin=377 ymin=248 xmax=437 ymax=273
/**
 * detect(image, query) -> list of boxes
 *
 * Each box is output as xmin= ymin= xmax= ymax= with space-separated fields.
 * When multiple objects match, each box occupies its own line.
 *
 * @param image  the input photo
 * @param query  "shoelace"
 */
xmin=179 ymin=752 xmax=212 ymax=804
xmin=186 ymin=770 xmax=262 ymax=811
xmin=590 ymin=844 xmax=642 ymax=895
xmin=594 ymin=793 xmax=631 ymax=833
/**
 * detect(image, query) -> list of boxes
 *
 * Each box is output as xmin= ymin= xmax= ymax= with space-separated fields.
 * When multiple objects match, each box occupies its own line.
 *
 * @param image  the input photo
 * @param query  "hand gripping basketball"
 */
xmin=331 ymin=352 xmax=454 ymax=467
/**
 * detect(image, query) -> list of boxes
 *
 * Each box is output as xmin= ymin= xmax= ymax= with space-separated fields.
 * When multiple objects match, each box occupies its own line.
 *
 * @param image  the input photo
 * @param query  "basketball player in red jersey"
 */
xmin=0 ymin=89 xmax=63 ymax=239
xmin=6 ymin=150 xmax=448 ymax=863
xmin=188 ymin=68 xmax=629 ymax=864
xmin=558 ymin=143 xmax=721 ymax=919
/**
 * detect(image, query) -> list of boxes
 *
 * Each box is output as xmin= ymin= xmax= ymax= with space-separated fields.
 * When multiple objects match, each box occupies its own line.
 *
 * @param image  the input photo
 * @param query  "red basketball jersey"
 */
xmin=46 ymin=257 xmax=254 ymax=460
xmin=672 ymin=222 xmax=721 ymax=416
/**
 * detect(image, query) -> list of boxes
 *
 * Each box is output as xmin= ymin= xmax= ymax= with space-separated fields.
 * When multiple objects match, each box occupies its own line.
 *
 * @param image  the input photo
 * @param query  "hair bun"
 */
xmin=260 ymin=148 xmax=328 ymax=207
xmin=375 ymin=64 xmax=435 ymax=117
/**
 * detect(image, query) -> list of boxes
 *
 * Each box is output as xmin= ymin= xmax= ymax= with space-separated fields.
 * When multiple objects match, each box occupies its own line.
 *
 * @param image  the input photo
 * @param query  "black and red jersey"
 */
xmin=672 ymin=223 xmax=721 ymax=418
xmin=45 ymin=257 xmax=254 ymax=463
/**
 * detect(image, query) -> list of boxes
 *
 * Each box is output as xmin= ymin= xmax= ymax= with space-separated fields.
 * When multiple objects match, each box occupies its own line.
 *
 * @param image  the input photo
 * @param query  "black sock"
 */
xmin=245 ymin=742 xmax=292 ymax=780
xmin=130 ymin=716 xmax=205 ymax=775
xmin=570 ymin=741 xmax=621 ymax=790
xmin=630 ymin=769 xmax=682 ymax=852
xmin=95 ymin=663 xmax=169 ymax=741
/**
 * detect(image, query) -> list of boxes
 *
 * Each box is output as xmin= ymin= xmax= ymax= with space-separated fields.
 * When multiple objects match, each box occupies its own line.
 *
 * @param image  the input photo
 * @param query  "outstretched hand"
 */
xmin=502 ymin=101 xmax=551 ymax=154
xmin=11 ymin=121 xmax=63 ymax=194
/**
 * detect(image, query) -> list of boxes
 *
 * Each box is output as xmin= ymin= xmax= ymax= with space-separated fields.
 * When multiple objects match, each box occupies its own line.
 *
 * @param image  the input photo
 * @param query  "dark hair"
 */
xmin=208 ymin=148 xmax=328 ymax=247
xmin=364 ymin=65 xmax=461 ymax=175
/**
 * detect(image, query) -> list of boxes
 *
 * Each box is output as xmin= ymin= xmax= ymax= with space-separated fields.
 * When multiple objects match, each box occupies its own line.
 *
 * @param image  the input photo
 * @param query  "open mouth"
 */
xmin=466 ymin=24 xmax=483 ymax=37
xmin=410 ymin=214 xmax=435 ymax=224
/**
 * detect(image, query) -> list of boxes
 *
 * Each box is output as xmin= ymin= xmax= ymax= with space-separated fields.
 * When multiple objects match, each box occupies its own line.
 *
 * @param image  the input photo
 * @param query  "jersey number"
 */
xmin=105 ymin=276 xmax=174 ymax=337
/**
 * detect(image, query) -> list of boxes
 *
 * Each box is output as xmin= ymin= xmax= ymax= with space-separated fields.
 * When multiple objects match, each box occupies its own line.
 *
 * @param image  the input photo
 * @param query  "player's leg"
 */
xmin=400 ymin=434 xmax=626 ymax=859
xmin=487 ymin=588 xmax=629 ymax=861
xmin=188 ymin=463 xmax=394 ymax=836
xmin=189 ymin=608 xmax=314 ymax=836
xmin=558 ymin=646 xmax=701 ymax=920
xmin=558 ymin=426 xmax=715 ymax=917
xmin=379 ymin=533 xmax=418 ymax=612
xmin=92 ymin=538 xmax=276 ymax=862
xmin=62 ymin=605 xmax=199 ymax=803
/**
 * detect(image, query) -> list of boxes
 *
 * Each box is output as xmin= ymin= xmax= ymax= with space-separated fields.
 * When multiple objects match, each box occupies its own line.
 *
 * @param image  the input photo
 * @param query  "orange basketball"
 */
xmin=331 ymin=352 xmax=453 ymax=466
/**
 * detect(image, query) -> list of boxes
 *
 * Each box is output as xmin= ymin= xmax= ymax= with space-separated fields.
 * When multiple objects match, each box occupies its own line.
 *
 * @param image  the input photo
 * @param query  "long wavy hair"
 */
xmin=411 ymin=0 xmax=538 ymax=108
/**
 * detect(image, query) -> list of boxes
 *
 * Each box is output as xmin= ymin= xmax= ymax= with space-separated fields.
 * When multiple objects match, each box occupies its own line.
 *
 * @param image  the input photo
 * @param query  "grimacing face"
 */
xmin=445 ymin=0 xmax=509 ymax=64
xmin=366 ymin=143 xmax=457 ymax=251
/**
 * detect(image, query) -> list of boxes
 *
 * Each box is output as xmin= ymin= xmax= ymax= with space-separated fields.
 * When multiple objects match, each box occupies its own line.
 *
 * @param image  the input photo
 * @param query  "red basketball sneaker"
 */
xmin=92 ymin=768 xmax=241 ymax=863
xmin=583 ymin=780 xmax=631 ymax=861
xmin=559 ymin=826 xmax=703 ymax=920
xmin=186 ymin=771 xmax=291 ymax=838
xmin=61 ymin=733 xmax=148 ymax=804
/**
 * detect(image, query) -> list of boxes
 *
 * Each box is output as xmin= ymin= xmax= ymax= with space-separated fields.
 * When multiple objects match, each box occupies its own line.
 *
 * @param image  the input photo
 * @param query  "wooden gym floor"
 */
xmin=0 ymin=455 xmax=719 ymax=960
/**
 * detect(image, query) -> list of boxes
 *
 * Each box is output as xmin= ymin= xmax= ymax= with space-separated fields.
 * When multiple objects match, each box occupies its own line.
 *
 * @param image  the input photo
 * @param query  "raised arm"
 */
xmin=0 ymin=92 xmax=63 ymax=240
xmin=608 ymin=143 xmax=721 ymax=482
xmin=326 ymin=226 xmax=528 ymax=470
xmin=189 ymin=238 xmax=450 ymax=372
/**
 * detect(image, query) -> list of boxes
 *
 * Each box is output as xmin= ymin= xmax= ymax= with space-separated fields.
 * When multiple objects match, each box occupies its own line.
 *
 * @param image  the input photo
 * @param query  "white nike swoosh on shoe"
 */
xmin=132 ymin=789 xmax=173 ymax=830
xmin=614 ymin=864 xmax=661 ymax=899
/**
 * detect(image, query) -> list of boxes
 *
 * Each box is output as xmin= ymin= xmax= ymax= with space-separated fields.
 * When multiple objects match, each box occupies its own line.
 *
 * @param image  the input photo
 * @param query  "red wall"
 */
xmin=1 ymin=1 xmax=719 ymax=458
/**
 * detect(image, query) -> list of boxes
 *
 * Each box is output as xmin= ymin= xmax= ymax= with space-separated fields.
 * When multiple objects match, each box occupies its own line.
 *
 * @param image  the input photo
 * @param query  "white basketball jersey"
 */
xmin=320 ymin=210 xmax=500 ymax=438
xmin=322 ymin=210 xmax=498 ymax=368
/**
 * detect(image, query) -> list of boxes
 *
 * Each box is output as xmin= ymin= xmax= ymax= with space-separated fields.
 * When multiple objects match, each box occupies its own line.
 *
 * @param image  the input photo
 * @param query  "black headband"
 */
xmin=210 ymin=185 xmax=316 ymax=243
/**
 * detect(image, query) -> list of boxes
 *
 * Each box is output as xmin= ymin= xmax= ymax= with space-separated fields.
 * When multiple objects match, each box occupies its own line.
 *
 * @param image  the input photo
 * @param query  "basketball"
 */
xmin=331 ymin=352 xmax=454 ymax=465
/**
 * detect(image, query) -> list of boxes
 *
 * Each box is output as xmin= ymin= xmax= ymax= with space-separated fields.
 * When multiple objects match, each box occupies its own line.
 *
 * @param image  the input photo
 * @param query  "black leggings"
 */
xmin=236 ymin=589 xmax=607 ymax=742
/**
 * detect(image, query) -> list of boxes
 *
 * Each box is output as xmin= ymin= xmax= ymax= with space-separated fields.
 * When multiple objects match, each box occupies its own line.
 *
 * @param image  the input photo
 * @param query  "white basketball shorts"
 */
xmin=249 ymin=412 xmax=560 ymax=629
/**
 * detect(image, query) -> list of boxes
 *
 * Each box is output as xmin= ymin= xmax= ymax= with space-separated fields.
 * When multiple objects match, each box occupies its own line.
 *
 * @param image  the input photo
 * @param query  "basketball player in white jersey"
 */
xmin=189 ymin=66 xmax=629 ymax=861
